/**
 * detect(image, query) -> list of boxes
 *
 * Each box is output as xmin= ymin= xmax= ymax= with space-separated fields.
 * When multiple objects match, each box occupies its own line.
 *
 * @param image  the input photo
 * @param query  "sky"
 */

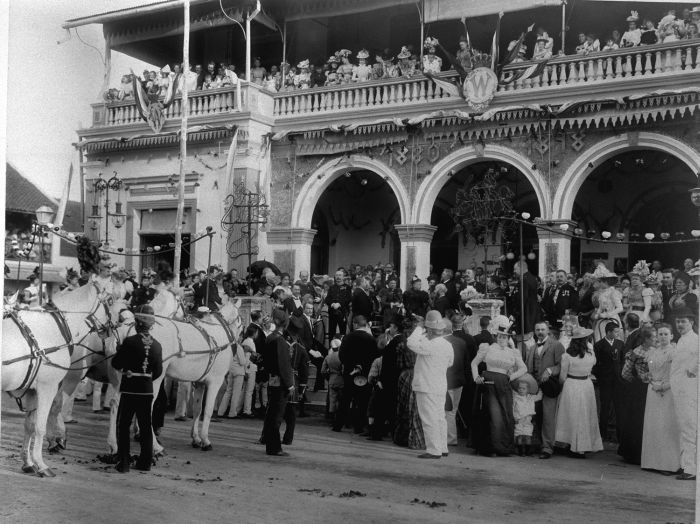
xmin=6 ymin=0 xmax=154 ymax=201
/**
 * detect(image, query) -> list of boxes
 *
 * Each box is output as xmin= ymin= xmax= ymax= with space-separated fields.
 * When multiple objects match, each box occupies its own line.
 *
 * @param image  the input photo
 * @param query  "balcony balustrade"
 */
xmin=90 ymin=41 xmax=699 ymax=129
xmin=500 ymin=40 xmax=700 ymax=92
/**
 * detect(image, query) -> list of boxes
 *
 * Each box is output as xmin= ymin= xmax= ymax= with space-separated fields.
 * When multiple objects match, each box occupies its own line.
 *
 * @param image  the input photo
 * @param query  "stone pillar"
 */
xmin=535 ymin=219 xmax=577 ymax=276
xmin=264 ymin=228 xmax=317 ymax=278
xmin=394 ymin=224 xmax=437 ymax=291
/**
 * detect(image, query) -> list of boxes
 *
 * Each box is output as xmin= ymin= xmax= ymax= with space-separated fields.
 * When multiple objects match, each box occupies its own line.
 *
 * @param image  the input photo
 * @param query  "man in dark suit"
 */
xmin=624 ymin=313 xmax=642 ymax=353
xmin=334 ymin=315 xmax=378 ymax=433
xmin=194 ymin=266 xmax=222 ymax=311
xmin=525 ymin=321 xmax=565 ymax=459
xmin=296 ymin=270 xmax=316 ymax=299
xmin=351 ymin=277 xmax=373 ymax=321
xmin=542 ymin=270 xmax=579 ymax=332
xmin=440 ymin=268 xmax=458 ymax=309
xmin=325 ymin=270 xmax=352 ymax=340
xmin=261 ymin=309 xmax=295 ymax=456
xmin=444 ymin=314 xmax=474 ymax=445
xmin=473 ymin=316 xmax=494 ymax=347
xmin=130 ymin=274 xmax=155 ymax=308
xmin=593 ymin=321 xmax=625 ymax=441
xmin=403 ymin=276 xmax=430 ymax=318
xmin=283 ymin=283 xmax=304 ymax=316
xmin=513 ymin=260 xmax=540 ymax=335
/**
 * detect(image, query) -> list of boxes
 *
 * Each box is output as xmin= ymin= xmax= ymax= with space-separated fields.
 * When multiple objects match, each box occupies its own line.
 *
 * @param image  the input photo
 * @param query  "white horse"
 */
xmin=104 ymin=300 xmax=242 ymax=454
xmin=2 ymin=283 xmax=112 ymax=476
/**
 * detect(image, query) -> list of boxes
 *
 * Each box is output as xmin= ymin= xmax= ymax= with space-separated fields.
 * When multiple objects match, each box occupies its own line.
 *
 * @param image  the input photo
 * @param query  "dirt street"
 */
xmin=0 ymin=401 xmax=695 ymax=524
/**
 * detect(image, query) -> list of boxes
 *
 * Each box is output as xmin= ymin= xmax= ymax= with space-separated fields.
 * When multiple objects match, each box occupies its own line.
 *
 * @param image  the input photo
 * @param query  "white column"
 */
xmin=535 ymin=219 xmax=576 ymax=276
xmin=264 ymin=228 xmax=317 ymax=277
xmin=395 ymin=224 xmax=437 ymax=291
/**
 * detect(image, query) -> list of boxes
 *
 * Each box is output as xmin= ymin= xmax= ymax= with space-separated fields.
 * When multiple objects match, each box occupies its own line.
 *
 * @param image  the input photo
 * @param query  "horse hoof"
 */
xmin=48 ymin=445 xmax=60 ymax=455
xmin=201 ymin=444 xmax=212 ymax=452
xmin=21 ymin=464 xmax=38 ymax=474
xmin=154 ymin=451 xmax=164 ymax=459
xmin=37 ymin=468 xmax=56 ymax=478
xmin=56 ymin=438 xmax=66 ymax=450
xmin=191 ymin=441 xmax=201 ymax=449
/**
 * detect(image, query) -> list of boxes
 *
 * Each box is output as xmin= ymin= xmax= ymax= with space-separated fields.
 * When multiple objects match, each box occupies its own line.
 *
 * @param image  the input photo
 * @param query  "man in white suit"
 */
xmin=407 ymin=310 xmax=454 ymax=459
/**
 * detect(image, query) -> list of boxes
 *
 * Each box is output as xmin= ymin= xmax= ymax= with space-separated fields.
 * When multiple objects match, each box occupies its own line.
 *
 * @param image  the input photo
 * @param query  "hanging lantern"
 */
xmin=691 ymin=230 xmax=700 ymax=238
xmin=521 ymin=212 xmax=531 ymax=220
xmin=154 ymin=246 xmax=161 ymax=251
xmin=601 ymin=231 xmax=611 ymax=239
xmin=616 ymin=233 xmax=625 ymax=241
xmin=559 ymin=223 xmax=569 ymax=231
xmin=498 ymin=255 xmax=506 ymax=261
xmin=660 ymin=232 xmax=670 ymax=240
xmin=169 ymin=242 xmax=175 ymax=248
xmin=574 ymin=228 xmax=583 ymax=236
xmin=506 ymin=252 xmax=515 ymax=260
xmin=644 ymin=233 xmax=655 ymax=241
xmin=117 ymin=247 xmax=124 ymax=253
xmin=527 ymin=251 xmax=536 ymax=260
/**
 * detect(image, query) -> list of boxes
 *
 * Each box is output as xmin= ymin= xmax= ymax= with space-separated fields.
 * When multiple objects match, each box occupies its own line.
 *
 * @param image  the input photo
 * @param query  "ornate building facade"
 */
xmin=67 ymin=0 xmax=700 ymax=287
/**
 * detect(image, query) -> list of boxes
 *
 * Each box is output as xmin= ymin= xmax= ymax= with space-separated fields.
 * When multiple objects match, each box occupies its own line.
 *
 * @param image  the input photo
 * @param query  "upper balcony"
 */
xmin=84 ymin=39 xmax=700 ymax=141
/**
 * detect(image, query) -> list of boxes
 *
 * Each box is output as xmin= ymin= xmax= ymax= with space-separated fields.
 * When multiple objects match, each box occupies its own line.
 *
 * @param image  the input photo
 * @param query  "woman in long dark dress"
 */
xmin=471 ymin=318 xmax=527 ymax=456
xmin=619 ymin=326 xmax=655 ymax=465
xmin=393 ymin=330 xmax=425 ymax=450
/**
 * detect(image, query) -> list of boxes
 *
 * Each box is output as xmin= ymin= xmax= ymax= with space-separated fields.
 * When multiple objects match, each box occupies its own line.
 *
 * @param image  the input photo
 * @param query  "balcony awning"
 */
xmin=423 ymin=0 xmax=562 ymax=23
xmin=271 ymin=0 xmax=418 ymax=22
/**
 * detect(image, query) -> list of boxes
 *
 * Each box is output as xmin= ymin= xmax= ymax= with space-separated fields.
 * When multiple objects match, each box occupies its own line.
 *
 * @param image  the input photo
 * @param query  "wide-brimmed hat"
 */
xmin=296 ymin=59 xmax=309 ymax=69
xmin=425 ymin=310 xmax=443 ymax=330
xmin=397 ymin=46 xmax=411 ymax=59
xmin=626 ymin=10 xmax=639 ymax=22
xmin=356 ymin=49 xmax=369 ymax=59
xmin=571 ymin=326 xmax=594 ymax=339
xmin=327 ymin=55 xmax=339 ymax=64
xmin=336 ymin=49 xmax=351 ymax=58
xmin=512 ymin=373 xmax=539 ymax=395
xmin=424 ymin=36 xmax=439 ymax=50
xmin=489 ymin=315 xmax=513 ymax=335
xmin=592 ymin=263 xmax=617 ymax=281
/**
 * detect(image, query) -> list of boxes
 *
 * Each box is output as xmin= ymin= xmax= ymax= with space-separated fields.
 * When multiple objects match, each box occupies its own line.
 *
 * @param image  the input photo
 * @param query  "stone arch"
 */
xmin=553 ymin=132 xmax=700 ymax=220
xmin=291 ymin=154 xmax=410 ymax=229
xmin=412 ymin=145 xmax=551 ymax=224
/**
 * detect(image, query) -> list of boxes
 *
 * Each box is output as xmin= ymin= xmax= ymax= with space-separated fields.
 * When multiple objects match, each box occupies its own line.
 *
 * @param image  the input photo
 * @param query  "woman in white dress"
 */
xmin=590 ymin=264 xmax=624 ymax=342
xmin=641 ymin=324 xmax=680 ymax=473
xmin=555 ymin=326 xmax=603 ymax=457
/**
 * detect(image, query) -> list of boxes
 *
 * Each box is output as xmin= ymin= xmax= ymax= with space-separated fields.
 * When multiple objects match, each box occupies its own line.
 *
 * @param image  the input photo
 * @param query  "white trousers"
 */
xmin=242 ymin=370 xmax=256 ymax=415
xmin=218 ymin=374 xmax=245 ymax=417
xmin=175 ymin=381 xmax=192 ymax=418
xmin=416 ymin=391 xmax=448 ymax=456
xmin=446 ymin=387 xmax=463 ymax=445
xmin=672 ymin=379 xmax=698 ymax=473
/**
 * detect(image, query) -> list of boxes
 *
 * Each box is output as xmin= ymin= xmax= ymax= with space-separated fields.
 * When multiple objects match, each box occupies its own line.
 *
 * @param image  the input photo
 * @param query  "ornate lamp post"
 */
xmin=89 ymin=171 xmax=126 ymax=245
xmin=35 ymin=205 xmax=55 ymax=306
xmin=221 ymin=183 xmax=269 ymax=278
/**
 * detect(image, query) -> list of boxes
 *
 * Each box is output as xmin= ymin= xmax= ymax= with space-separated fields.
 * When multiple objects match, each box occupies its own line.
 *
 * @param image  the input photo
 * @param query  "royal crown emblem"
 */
xmin=463 ymin=66 xmax=498 ymax=111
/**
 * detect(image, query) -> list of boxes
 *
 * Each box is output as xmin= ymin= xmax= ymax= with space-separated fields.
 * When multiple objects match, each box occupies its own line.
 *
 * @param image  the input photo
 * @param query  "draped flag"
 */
xmin=490 ymin=12 xmax=504 ymax=71
xmin=502 ymin=23 xmax=536 ymax=66
xmin=424 ymin=72 xmax=462 ymax=98
xmin=162 ymin=73 xmax=181 ymax=108
xmin=500 ymin=59 xmax=549 ymax=85
xmin=224 ymin=127 xmax=240 ymax=196
xmin=437 ymin=41 xmax=468 ymax=79
xmin=131 ymin=69 xmax=150 ymax=122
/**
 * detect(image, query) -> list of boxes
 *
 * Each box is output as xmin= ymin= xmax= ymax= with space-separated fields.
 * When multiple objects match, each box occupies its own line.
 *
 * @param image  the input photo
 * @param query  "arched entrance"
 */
xmin=430 ymin=161 xmax=542 ymax=276
xmin=309 ymin=170 xmax=402 ymax=274
xmin=570 ymin=149 xmax=699 ymax=272
xmin=413 ymin=146 xmax=548 ymax=277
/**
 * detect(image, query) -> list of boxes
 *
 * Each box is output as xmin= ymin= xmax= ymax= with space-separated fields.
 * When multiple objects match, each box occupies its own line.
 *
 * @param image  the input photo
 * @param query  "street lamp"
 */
xmin=91 ymin=172 xmax=126 ymax=245
xmin=35 ymin=205 xmax=55 ymax=306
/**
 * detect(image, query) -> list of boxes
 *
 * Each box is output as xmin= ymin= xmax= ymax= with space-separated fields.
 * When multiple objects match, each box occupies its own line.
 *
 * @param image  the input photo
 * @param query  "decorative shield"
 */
xmin=463 ymin=67 xmax=498 ymax=111
xmin=147 ymin=103 xmax=165 ymax=133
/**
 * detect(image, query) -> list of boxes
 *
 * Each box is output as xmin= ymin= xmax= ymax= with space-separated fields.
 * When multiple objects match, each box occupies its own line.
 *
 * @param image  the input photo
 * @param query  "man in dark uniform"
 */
xmin=325 ymin=270 xmax=352 ymax=340
xmin=440 ymin=269 xmax=459 ymax=309
xmin=474 ymin=316 xmax=494 ymax=347
xmin=130 ymin=274 xmax=155 ymax=308
xmin=333 ymin=315 xmax=378 ymax=434
xmin=111 ymin=305 xmax=163 ymax=472
xmin=403 ymin=276 xmax=430 ymax=318
xmin=261 ymin=309 xmax=295 ymax=456
xmin=593 ymin=321 xmax=625 ymax=441
xmin=194 ymin=265 xmax=222 ymax=311
xmin=351 ymin=277 xmax=373 ymax=320
xmin=542 ymin=269 xmax=579 ymax=333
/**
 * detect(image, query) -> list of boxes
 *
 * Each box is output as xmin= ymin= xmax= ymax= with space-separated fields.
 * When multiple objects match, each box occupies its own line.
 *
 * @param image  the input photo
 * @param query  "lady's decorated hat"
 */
xmin=626 ymin=10 xmax=639 ymax=22
xmin=424 ymin=36 xmax=439 ymax=49
xmin=628 ymin=260 xmax=650 ymax=279
xmin=297 ymin=59 xmax=309 ymax=69
xmin=591 ymin=263 xmax=617 ymax=281
xmin=357 ymin=49 xmax=369 ymax=59
xmin=489 ymin=315 xmax=513 ymax=335
xmin=397 ymin=46 xmax=411 ymax=59
xmin=327 ymin=54 xmax=339 ymax=64
xmin=337 ymin=49 xmax=352 ymax=58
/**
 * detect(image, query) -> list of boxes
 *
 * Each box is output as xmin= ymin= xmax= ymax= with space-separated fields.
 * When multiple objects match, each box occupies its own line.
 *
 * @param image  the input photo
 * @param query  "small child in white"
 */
xmin=513 ymin=379 xmax=542 ymax=456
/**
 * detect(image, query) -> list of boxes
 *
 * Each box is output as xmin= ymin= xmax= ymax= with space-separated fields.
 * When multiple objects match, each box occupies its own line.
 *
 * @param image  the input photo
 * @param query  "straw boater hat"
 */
xmin=356 ymin=49 xmax=369 ymax=60
xmin=296 ymin=59 xmax=309 ymax=70
xmin=511 ymin=373 xmax=539 ymax=395
xmin=397 ymin=46 xmax=411 ymax=59
xmin=626 ymin=10 xmax=639 ymax=22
